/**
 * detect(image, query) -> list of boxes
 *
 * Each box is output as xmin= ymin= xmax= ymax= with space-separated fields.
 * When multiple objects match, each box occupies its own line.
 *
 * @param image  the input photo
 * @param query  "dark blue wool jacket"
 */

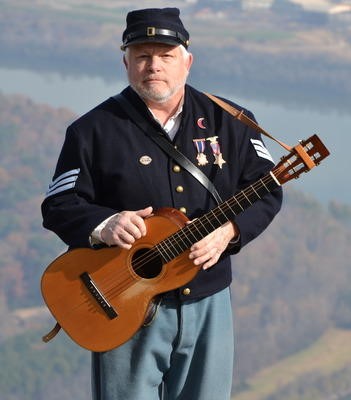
xmin=42 ymin=85 xmax=282 ymax=301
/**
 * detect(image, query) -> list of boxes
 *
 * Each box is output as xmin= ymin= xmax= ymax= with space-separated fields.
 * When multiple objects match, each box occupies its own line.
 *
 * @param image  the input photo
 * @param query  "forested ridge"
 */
xmin=1 ymin=92 xmax=351 ymax=399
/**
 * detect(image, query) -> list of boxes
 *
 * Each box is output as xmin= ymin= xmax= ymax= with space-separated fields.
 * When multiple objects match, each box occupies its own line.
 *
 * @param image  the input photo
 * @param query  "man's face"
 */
xmin=124 ymin=43 xmax=193 ymax=104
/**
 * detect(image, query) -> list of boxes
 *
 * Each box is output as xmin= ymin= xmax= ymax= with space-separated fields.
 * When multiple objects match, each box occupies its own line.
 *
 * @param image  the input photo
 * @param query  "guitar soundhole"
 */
xmin=132 ymin=248 xmax=163 ymax=279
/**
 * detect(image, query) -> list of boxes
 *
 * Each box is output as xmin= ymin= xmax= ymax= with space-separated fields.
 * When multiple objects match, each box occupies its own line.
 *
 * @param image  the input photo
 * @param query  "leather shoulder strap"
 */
xmin=113 ymin=94 xmax=223 ymax=205
xmin=205 ymin=92 xmax=292 ymax=152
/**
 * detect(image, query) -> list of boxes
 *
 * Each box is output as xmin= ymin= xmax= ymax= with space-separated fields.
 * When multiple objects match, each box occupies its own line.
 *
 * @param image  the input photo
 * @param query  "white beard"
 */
xmin=133 ymin=81 xmax=184 ymax=103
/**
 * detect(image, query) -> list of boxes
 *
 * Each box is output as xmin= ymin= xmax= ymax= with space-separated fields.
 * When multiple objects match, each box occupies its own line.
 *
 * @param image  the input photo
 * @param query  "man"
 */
xmin=41 ymin=7 xmax=282 ymax=400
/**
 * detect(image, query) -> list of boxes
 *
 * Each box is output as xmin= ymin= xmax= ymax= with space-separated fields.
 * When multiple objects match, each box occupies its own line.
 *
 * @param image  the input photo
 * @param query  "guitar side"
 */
xmin=41 ymin=208 xmax=200 ymax=352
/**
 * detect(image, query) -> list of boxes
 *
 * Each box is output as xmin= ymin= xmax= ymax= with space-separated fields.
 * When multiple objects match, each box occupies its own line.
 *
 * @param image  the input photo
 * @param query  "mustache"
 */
xmin=143 ymin=75 xmax=165 ymax=82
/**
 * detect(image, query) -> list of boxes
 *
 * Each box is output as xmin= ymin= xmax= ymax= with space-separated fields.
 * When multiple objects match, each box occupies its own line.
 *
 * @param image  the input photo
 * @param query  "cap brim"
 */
xmin=121 ymin=36 xmax=183 ymax=51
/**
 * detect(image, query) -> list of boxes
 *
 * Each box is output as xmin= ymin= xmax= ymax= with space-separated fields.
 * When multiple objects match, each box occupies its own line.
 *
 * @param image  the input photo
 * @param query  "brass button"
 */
xmin=179 ymin=207 xmax=187 ymax=214
xmin=173 ymin=165 xmax=181 ymax=173
xmin=176 ymin=185 xmax=184 ymax=193
xmin=182 ymin=288 xmax=191 ymax=296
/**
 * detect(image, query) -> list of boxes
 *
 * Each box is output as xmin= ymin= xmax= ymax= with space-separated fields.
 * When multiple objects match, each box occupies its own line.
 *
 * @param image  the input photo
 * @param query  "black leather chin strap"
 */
xmin=113 ymin=94 xmax=223 ymax=205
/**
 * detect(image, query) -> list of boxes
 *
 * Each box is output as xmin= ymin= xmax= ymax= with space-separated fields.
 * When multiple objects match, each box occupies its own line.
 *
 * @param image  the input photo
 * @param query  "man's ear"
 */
xmin=186 ymin=53 xmax=193 ymax=72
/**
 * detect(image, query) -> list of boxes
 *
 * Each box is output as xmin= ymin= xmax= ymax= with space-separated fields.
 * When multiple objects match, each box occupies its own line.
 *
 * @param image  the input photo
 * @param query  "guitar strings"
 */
xmin=79 ymin=172 xmax=282 ymax=316
xmin=81 ymin=161 xmax=292 ymax=315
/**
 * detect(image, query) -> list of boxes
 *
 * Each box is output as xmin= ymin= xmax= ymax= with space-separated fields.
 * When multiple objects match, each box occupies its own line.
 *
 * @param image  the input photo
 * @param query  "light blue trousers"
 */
xmin=92 ymin=287 xmax=234 ymax=400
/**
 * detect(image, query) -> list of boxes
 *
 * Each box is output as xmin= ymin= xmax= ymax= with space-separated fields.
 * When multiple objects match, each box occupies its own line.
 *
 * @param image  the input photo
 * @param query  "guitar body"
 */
xmin=41 ymin=208 xmax=200 ymax=352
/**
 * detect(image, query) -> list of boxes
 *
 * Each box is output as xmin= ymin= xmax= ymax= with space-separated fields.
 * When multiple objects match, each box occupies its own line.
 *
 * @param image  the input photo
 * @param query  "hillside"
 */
xmin=233 ymin=328 xmax=351 ymax=400
xmin=1 ymin=92 xmax=351 ymax=399
xmin=0 ymin=93 xmax=75 ymax=313
xmin=231 ymin=189 xmax=351 ymax=384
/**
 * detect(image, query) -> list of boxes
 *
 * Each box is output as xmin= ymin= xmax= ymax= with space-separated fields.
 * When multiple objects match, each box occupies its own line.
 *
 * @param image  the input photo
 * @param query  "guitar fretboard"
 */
xmin=155 ymin=171 xmax=280 ymax=263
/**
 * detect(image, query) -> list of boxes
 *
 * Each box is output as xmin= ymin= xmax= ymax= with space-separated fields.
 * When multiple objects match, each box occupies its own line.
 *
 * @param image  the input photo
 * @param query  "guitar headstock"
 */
xmin=273 ymin=134 xmax=330 ymax=185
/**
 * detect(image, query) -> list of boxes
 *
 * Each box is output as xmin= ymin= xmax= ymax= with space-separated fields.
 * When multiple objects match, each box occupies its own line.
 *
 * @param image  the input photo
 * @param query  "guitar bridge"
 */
xmin=80 ymin=272 xmax=118 ymax=320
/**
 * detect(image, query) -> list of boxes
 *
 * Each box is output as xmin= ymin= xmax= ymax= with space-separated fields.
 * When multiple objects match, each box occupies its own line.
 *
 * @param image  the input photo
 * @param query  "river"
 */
xmin=0 ymin=66 xmax=348 ymax=205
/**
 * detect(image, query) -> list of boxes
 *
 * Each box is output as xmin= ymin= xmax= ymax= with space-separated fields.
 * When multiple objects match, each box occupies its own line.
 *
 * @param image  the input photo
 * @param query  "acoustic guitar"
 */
xmin=41 ymin=135 xmax=329 ymax=352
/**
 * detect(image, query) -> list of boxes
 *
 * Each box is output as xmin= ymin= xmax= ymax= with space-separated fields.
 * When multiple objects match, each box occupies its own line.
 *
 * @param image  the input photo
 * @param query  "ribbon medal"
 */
xmin=193 ymin=139 xmax=209 ymax=166
xmin=206 ymin=136 xmax=227 ymax=169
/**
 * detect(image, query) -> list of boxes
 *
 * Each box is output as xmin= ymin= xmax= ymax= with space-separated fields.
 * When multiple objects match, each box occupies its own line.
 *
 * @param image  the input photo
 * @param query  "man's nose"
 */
xmin=147 ymin=56 xmax=161 ymax=71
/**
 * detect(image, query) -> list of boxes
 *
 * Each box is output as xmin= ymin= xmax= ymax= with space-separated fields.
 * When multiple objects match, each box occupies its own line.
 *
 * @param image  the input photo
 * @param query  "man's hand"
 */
xmin=189 ymin=221 xmax=239 ymax=270
xmin=101 ymin=206 xmax=153 ymax=249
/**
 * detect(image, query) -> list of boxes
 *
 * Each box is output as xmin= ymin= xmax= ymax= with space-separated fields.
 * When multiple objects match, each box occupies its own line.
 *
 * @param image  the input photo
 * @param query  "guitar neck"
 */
xmin=156 ymin=170 xmax=280 ymax=263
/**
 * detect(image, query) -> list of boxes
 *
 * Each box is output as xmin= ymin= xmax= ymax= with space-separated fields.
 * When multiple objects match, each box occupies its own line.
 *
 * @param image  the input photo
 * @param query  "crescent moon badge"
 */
xmin=197 ymin=117 xmax=207 ymax=130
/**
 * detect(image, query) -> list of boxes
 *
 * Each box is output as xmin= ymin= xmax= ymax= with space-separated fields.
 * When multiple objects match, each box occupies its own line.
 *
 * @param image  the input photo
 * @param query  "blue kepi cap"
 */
xmin=121 ymin=8 xmax=190 ymax=50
